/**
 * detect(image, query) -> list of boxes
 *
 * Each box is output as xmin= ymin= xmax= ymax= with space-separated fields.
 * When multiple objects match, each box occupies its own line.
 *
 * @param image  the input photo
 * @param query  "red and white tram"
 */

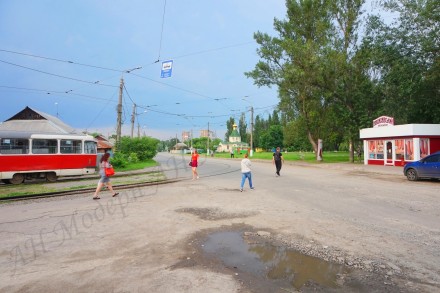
xmin=0 ymin=131 xmax=97 ymax=184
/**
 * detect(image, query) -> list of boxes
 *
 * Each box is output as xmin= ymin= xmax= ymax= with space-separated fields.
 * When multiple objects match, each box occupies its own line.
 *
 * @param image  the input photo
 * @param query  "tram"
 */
xmin=0 ymin=131 xmax=97 ymax=184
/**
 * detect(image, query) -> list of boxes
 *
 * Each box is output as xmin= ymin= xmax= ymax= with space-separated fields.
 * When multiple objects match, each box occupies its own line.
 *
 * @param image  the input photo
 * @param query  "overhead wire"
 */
xmin=157 ymin=0 xmax=167 ymax=62
xmin=0 ymin=59 xmax=118 ymax=87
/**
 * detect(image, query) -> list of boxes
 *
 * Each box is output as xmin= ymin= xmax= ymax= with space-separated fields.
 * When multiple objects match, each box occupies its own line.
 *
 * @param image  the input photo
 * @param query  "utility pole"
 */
xmin=116 ymin=77 xmax=124 ymax=150
xmin=207 ymin=122 xmax=210 ymax=156
xmin=250 ymin=106 xmax=254 ymax=157
xmin=131 ymin=103 xmax=136 ymax=138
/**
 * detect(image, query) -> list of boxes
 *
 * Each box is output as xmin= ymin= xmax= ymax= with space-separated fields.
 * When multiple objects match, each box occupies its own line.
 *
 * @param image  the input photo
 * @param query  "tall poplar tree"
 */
xmin=246 ymin=0 xmax=335 ymax=158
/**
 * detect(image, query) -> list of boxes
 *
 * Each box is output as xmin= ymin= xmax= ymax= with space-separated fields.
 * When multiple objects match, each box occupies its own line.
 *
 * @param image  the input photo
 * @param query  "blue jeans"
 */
xmin=241 ymin=172 xmax=253 ymax=189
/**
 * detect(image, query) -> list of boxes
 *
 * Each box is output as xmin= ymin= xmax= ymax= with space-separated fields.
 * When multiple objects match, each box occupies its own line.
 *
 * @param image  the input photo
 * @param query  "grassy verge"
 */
xmin=115 ymin=159 xmax=158 ymax=172
xmin=211 ymin=151 xmax=353 ymax=163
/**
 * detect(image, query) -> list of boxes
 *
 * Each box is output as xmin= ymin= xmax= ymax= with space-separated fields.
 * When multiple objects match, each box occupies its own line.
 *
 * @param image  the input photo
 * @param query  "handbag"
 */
xmin=105 ymin=166 xmax=115 ymax=177
xmin=189 ymin=161 xmax=192 ymax=167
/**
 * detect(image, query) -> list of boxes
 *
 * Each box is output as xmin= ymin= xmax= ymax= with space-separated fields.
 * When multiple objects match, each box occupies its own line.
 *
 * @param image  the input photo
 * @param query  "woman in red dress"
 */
xmin=191 ymin=149 xmax=199 ymax=180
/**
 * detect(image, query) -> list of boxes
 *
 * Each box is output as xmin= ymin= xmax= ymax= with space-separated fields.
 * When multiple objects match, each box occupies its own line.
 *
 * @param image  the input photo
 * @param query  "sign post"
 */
xmin=160 ymin=60 xmax=173 ymax=78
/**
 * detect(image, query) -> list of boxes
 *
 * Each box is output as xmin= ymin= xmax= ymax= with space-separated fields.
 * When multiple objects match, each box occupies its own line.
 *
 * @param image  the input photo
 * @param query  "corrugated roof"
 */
xmin=1 ymin=106 xmax=78 ymax=134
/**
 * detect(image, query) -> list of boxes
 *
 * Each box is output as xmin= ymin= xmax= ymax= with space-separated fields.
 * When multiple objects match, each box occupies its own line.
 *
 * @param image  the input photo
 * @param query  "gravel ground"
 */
xmin=0 ymin=153 xmax=439 ymax=292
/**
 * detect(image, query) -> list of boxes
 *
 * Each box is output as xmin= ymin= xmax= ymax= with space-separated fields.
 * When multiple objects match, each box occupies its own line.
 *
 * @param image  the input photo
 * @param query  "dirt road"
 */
xmin=0 ymin=153 xmax=439 ymax=292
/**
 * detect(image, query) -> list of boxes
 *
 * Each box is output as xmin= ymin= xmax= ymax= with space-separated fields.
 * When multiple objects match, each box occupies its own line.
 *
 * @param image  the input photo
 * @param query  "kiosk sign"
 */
xmin=373 ymin=116 xmax=394 ymax=128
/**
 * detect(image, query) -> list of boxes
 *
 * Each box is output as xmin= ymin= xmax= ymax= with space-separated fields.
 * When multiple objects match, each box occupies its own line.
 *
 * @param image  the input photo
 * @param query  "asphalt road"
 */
xmin=0 ymin=152 xmax=439 ymax=292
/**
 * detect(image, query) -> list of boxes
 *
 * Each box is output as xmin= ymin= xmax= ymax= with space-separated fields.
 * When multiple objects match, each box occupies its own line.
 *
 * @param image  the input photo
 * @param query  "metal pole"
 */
xmin=250 ymin=106 xmax=254 ymax=157
xmin=131 ymin=103 xmax=136 ymax=138
xmin=116 ymin=77 xmax=124 ymax=150
xmin=207 ymin=122 xmax=210 ymax=155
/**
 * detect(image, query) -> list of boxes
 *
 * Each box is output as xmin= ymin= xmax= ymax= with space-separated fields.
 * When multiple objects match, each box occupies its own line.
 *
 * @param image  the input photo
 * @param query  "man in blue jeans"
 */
xmin=240 ymin=153 xmax=254 ymax=192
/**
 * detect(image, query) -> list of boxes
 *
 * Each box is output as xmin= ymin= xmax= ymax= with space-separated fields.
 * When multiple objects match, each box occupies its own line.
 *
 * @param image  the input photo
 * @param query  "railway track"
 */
xmin=0 ymin=160 xmax=241 ymax=202
xmin=0 ymin=178 xmax=182 ymax=202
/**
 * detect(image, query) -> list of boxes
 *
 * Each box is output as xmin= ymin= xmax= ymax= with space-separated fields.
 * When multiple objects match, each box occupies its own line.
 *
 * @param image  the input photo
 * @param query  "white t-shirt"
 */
xmin=241 ymin=158 xmax=251 ymax=173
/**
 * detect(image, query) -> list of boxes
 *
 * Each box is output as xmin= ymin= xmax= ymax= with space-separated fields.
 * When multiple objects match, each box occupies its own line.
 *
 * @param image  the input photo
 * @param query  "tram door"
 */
xmin=385 ymin=140 xmax=393 ymax=165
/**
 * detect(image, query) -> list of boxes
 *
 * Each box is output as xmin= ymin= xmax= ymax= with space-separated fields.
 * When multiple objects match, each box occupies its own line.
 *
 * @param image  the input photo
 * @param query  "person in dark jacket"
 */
xmin=272 ymin=147 xmax=285 ymax=176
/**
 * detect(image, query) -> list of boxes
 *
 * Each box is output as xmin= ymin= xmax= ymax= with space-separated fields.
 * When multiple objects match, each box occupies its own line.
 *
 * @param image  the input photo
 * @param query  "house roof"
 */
xmin=173 ymin=142 xmax=189 ymax=150
xmin=1 ymin=106 xmax=78 ymax=134
xmin=97 ymin=140 xmax=113 ymax=149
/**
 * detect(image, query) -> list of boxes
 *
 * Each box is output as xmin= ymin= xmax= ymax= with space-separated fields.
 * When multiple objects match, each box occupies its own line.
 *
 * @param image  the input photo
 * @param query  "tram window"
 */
xmin=61 ymin=139 xmax=82 ymax=154
xmin=32 ymin=139 xmax=57 ymax=154
xmin=84 ymin=141 xmax=97 ymax=154
xmin=0 ymin=138 xmax=29 ymax=154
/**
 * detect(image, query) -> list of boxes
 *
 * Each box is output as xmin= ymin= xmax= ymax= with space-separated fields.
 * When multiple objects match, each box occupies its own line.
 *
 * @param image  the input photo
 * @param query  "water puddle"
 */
xmin=202 ymin=231 xmax=350 ymax=290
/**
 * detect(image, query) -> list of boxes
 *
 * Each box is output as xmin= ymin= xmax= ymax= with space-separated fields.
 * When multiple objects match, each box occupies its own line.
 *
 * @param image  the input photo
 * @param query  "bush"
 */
xmin=118 ymin=136 xmax=159 ymax=161
xmin=110 ymin=152 xmax=128 ymax=168
xmin=127 ymin=152 xmax=139 ymax=163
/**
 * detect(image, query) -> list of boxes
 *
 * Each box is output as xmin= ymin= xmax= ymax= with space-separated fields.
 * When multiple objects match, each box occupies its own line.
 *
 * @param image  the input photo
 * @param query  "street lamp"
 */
xmin=242 ymin=97 xmax=254 ymax=157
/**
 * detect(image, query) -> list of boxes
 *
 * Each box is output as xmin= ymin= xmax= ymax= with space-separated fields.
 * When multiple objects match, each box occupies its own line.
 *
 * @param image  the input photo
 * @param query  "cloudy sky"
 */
xmin=0 ymin=0 xmax=388 ymax=140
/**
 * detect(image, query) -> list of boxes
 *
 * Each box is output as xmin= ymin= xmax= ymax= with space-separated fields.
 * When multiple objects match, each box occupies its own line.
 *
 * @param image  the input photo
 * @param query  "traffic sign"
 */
xmin=161 ymin=60 xmax=173 ymax=78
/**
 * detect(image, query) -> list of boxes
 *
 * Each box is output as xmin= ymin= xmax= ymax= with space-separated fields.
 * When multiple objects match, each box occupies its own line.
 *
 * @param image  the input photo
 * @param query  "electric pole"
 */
xmin=250 ymin=106 xmax=254 ymax=157
xmin=116 ymin=77 xmax=124 ymax=150
xmin=131 ymin=103 xmax=136 ymax=138
xmin=207 ymin=122 xmax=210 ymax=156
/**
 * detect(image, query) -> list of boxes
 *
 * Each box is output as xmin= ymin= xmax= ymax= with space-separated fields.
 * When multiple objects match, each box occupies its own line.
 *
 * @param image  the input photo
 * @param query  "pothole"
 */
xmin=174 ymin=226 xmax=412 ymax=292
xmin=203 ymin=231 xmax=349 ymax=291
xmin=176 ymin=207 xmax=258 ymax=221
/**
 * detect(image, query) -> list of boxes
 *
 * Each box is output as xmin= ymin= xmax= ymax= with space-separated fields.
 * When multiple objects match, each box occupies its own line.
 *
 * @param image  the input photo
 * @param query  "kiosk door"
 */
xmin=385 ymin=141 xmax=393 ymax=165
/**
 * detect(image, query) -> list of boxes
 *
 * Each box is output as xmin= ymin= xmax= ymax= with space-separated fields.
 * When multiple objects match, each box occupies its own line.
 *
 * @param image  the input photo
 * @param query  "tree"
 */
xmin=246 ymin=0 xmax=336 ymax=159
xmin=327 ymin=0 xmax=368 ymax=162
xmin=238 ymin=112 xmax=248 ymax=143
xmin=225 ymin=117 xmax=235 ymax=141
xmin=363 ymin=0 xmax=440 ymax=124
xmin=118 ymin=136 xmax=159 ymax=161
xmin=260 ymin=125 xmax=284 ymax=151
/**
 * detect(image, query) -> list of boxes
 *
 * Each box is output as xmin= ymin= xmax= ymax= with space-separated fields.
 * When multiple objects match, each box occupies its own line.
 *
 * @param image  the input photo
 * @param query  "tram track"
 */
xmin=0 ymin=160 xmax=241 ymax=202
xmin=0 ymin=178 xmax=183 ymax=202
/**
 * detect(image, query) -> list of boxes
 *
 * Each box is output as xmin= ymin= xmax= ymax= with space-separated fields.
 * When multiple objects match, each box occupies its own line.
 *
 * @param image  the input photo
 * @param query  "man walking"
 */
xmin=272 ymin=147 xmax=285 ymax=176
xmin=240 ymin=153 xmax=254 ymax=192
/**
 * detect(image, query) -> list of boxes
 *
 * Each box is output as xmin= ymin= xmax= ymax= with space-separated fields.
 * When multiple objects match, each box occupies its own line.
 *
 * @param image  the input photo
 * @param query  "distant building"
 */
xmin=200 ymin=129 xmax=214 ymax=138
xmin=170 ymin=142 xmax=190 ymax=154
xmin=182 ymin=131 xmax=190 ymax=142
xmin=216 ymin=124 xmax=249 ymax=154
xmin=94 ymin=134 xmax=113 ymax=154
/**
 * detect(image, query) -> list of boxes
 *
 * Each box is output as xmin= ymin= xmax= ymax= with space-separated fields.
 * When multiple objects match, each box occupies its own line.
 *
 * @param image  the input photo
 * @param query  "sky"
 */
xmin=0 ymin=1 xmax=390 ymax=141
xmin=0 ymin=0 xmax=287 ymax=141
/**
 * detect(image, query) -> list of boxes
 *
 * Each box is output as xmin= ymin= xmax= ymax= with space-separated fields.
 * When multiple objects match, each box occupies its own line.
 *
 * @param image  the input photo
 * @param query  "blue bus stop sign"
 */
xmin=161 ymin=60 xmax=173 ymax=78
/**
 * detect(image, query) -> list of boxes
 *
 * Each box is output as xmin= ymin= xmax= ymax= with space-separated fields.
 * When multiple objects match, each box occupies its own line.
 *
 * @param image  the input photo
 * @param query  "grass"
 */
xmin=115 ymin=159 xmax=158 ymax=172
xmin=211 ymin=151 xmax=352 ymax=163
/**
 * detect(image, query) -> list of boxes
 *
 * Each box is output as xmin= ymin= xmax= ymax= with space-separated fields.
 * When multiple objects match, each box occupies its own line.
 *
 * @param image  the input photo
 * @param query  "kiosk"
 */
xmin=360 ymin=116 xmax=440 ymax=166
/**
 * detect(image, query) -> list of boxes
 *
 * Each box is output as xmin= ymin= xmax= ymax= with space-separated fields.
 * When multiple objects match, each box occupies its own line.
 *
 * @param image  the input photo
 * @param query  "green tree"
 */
xmin=246 ymin=0 xmax=335 ymax=159
xmin=238 ymin=112 xmax=248 ymax=143
xmin=363 ymin=0 xmax=440 ymax=124
xmin=260 ymin=125 xmax=284 ymax=151
xmin=225 ymin=117 xmax=235 ymax=141
xmin=118 ymin=136 xmax=159 ymax=161
xmin=253 ymin=115 xmax=265 ymax=148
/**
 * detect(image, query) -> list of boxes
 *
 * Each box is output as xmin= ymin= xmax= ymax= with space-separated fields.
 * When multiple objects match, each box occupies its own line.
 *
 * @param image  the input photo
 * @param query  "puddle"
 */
xmin=202 ymin=231 xmax=350 ymax=291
